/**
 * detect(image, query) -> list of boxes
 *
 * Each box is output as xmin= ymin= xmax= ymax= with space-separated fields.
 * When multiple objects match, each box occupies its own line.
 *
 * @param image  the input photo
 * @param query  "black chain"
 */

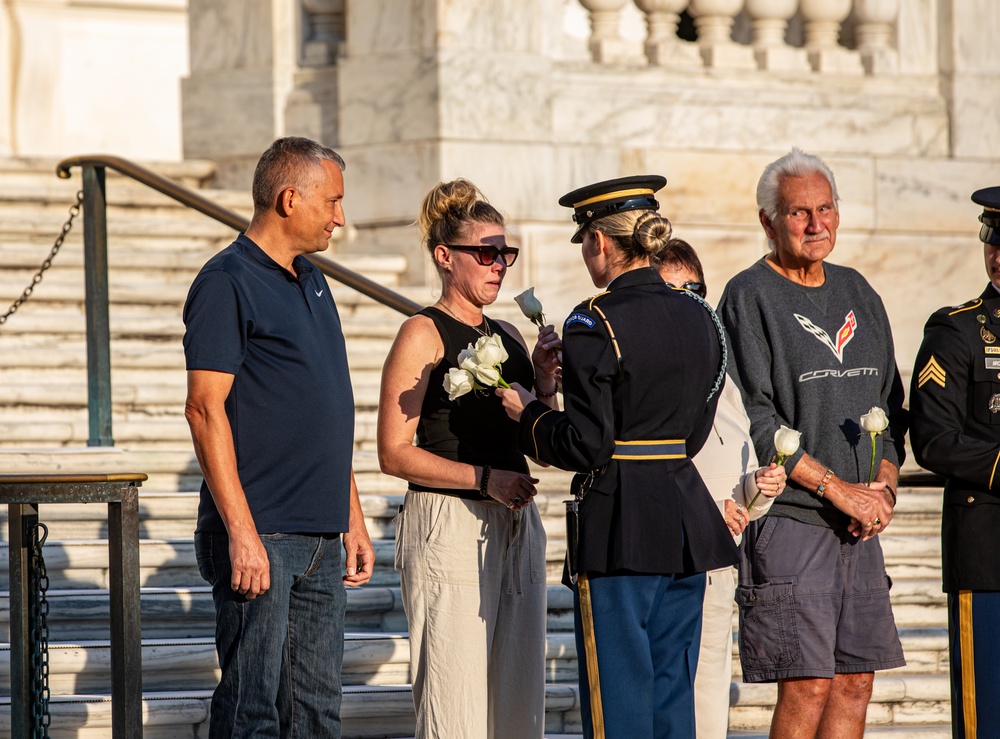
xmin=28 ymin=521 xmax=51 ymax=737
xmin=0 ymin=190 xmax=84 ymax=325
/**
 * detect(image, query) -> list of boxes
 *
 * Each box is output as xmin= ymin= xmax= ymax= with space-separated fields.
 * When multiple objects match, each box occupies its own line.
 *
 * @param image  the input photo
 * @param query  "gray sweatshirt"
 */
xmin=718 ymin=258 xmax=907 ymax=529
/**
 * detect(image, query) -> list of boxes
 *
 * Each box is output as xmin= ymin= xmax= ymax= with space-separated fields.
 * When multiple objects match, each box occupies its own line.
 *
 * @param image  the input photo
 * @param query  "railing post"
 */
xmin=8 ymin=503 xmax=35 ymax=737
xmin=81 ymin=165 xmax=114 ymax=447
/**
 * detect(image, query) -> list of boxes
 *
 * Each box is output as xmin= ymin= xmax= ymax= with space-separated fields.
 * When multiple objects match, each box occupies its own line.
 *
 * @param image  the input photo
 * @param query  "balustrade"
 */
xmin=573 ymin=0 xmax=899 ymax=75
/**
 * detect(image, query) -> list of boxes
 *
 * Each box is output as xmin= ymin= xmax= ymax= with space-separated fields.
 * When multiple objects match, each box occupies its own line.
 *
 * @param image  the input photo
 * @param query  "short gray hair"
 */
xmin=756 ymin=148 xmax=839 ymax=223
xmin=251 ymin=137 xmax=346 ymax=213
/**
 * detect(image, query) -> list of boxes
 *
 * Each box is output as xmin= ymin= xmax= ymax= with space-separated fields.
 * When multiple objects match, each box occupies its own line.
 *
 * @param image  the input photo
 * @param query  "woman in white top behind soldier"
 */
xmin=498 ymin=175 xmax=738 ymax=738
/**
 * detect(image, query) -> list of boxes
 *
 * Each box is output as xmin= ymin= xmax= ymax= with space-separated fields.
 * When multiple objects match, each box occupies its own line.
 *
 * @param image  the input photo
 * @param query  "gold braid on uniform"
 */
xmin=675 ymin=289 xmax=728 ymax=402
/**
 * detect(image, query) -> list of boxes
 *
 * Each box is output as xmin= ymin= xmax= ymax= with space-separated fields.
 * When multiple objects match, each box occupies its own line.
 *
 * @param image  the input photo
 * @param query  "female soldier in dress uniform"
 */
xmin=498 ymin=175 xmax=738 ymax=738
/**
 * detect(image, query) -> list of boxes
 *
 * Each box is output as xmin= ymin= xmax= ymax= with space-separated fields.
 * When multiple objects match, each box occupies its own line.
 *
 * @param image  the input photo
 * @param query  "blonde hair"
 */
xmin=585 ymin=209 xmax=673 ymax=267
xmin=417 ymin=179 xmax=505 ymax=256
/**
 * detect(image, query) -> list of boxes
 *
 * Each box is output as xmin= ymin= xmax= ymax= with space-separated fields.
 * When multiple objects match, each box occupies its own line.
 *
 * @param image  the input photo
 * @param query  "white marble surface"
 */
xmin=8 ymin=0 xmax=188 ymax=160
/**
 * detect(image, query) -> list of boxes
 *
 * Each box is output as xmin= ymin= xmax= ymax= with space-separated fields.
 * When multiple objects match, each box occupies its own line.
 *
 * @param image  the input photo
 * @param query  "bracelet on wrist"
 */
xmin=885 ymin=485 xmax=897 ymax=506
xmin=535 ymin=386 xmax=558 ymax=399
xmin=816 ymin=469 xmax=834 ymax=498
xmin=479 ymin=465 xmax=492 ymax=499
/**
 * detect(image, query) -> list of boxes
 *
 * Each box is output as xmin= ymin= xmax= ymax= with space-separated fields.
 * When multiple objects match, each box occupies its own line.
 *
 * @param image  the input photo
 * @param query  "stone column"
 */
xmin=181 ymin=0 xmax=300 ymax=188
xmin=853 ymin=0 xmax=899 ymax=74
xmin=800 ymin=0 xmax=863 ymax=74
xmin=0 ymin=7 xmax=14 ymax=154
xmin=579 ymin=0 xmax=640 ymax=63
xmin=633 ymin=0 xmax=702 ymax=67
xmin=688 ymin=0 xmax=756 ymax=69
xmin=745 ymin=0 xmax=809 ymax=70
xmin=335 ymin=0 xmax=556 ymax=284
xmin=939 ymin=0 xmax=1000 ymax=159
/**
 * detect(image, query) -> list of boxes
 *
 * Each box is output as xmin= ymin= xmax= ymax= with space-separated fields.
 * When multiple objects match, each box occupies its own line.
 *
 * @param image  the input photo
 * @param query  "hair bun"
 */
xmin=633 ymin=211 xmax=673 ymax=255
xmin=417 ymin=179 xmax=488 ymax=240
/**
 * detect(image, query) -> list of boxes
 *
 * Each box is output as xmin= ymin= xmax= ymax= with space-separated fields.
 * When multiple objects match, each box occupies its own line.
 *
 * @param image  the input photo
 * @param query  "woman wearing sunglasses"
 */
xmin=376 ymin=178 xmax=559 ymax=738
xmin=654 ymin=238 xmax=786 ymax=739
xmin=498 ymin=175 xmax=738 ymax=738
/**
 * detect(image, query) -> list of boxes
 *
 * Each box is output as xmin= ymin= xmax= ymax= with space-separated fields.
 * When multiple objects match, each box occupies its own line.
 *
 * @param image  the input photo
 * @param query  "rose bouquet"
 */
xmin=443 ymin=334 xmax=511 ymax=401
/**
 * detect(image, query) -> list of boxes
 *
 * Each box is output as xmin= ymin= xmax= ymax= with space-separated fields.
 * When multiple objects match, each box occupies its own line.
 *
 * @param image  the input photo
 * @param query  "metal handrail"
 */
xmin=56 ymin=154 xmax=422 ymax=316
xmin=56 ymin=153 xmax=421 ymax=446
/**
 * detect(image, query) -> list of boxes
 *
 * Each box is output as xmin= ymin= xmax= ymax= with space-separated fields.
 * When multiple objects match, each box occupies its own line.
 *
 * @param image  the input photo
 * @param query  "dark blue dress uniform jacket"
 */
xmin=911 ymin=285 xmax=1000 ymax=592
xmin=517 ymin=267 xmax=739 ymax=576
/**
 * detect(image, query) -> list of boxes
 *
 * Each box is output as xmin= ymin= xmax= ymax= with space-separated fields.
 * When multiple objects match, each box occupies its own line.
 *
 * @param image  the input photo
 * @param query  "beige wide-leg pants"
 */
xmin=395 ymin=490 xmax=548 ymax=739
xmin=694 ymin=565 xmax=737 ymax=739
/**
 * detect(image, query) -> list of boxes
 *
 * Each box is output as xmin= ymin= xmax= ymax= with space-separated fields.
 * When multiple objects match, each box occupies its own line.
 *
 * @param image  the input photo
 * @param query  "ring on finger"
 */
xmin=873 ymin=516 xmax=881 ymax=526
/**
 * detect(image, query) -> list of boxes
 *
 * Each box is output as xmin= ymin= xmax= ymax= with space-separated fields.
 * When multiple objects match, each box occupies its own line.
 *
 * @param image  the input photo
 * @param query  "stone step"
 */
xmin=0 ymin=672 xmax=950 ymax=738
xmin=0 ymin=683 xmax=582 ymax=739
xmin=0 ymin=631 xmax=579 ymax=696
xmin=0 ymin=626 xmax=944 ymax=698
xmin=0 ymin=255 xmax=414 ymax=299
xmin=0 ymin=491 xmax=405 ymax=542
xmin=0 ymin=531 xmax=570 ymax=591
xmin=0 ymin=343 xmax=393 ymax=372
xmin=0 ymin=585 xmax=576 ymax=641
xmin=0 ymin=446 xmax=575 ymax=495
xmin=0 ymin=310 xmax=405 ymax=343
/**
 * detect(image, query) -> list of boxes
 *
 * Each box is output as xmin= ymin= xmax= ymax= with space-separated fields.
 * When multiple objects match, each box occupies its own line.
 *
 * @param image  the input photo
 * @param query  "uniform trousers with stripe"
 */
xmin=574 ymin=570 xmax=706 ymax=739
xmin=948 ymin=591 xmax=1000 ymax=739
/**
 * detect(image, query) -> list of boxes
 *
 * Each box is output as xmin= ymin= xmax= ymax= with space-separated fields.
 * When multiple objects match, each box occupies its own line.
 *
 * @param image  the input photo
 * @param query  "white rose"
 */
xmin=471 ymin=363 xmax=501 ymax=387
xmin=860 ymin=406 xmax=889 ymax=434
xmin=773 ymin=426 xmax=802 ymax=458
xmin=458 ymin=346 xmax=479 ymax=373
xmin=472 ymin=334 xmax=508 ymax=367
xmin=514 ymin=287 xmax=546 ymax=326
xmin=443 ymin=367 xmax=474 ymax=401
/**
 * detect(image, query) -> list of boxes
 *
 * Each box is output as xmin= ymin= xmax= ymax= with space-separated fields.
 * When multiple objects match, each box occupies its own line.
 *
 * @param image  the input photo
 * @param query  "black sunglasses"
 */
xmin=445 ymin=244 xmax=519 ymax=267
xmin=665 ymin=281 xmax=707 ymax=299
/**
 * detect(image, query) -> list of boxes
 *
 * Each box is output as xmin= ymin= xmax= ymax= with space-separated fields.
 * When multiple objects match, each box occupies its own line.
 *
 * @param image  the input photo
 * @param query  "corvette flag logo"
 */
xmin=794 ymin=311 xmax=857 ymax=363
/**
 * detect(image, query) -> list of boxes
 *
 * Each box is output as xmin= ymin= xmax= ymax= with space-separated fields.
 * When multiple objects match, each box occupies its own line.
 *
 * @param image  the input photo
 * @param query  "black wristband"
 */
xmin=479 ymin=465 xmax=492 ymax=499
xmin=885 ymin=485 xmax=897 ymax=506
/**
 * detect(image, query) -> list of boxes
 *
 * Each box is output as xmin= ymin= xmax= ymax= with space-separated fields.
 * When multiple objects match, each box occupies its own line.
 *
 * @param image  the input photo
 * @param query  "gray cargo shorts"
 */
xmin=736 ymin=515 xmax=906 ymax=683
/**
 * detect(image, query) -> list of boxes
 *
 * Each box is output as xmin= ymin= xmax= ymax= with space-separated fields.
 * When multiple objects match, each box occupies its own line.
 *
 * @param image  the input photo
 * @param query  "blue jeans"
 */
xmin=195 ymin=531 xmax=346 ymax=738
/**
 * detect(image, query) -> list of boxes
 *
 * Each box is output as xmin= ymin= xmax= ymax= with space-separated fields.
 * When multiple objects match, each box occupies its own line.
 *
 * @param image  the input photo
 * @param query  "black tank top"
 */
xmin=410 ymin=306 xmax=533 ymax=496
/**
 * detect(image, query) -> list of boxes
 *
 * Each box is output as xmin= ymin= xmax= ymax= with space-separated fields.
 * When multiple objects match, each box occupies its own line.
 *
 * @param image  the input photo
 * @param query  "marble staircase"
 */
xmin=0 ymin=158 xmax=953 ymax=736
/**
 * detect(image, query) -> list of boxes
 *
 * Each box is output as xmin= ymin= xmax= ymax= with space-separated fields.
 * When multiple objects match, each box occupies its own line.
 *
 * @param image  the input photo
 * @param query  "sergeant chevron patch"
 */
xmin=918 ymin=355 xmax=946 ymax=389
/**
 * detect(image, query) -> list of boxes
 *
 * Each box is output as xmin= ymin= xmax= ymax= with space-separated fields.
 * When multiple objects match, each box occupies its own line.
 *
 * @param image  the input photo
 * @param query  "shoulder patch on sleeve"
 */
xmin=565 ymin=312 xmax=596 ymax=329
xmin=917 ymin=355 xmax=946 ymax=389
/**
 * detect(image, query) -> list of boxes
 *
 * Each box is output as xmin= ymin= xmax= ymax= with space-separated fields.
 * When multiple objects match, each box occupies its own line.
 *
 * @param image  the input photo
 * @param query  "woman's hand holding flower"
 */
xmin=532 ymin=324 xmax=562 ymax=385
xmin=754 ymin=462 xmax=787 ymax=499
xmin=748 ymin=425 xmax=800 ymax=511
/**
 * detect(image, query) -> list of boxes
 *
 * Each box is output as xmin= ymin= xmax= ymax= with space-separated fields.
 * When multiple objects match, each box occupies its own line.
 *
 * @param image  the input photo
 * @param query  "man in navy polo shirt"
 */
xmin=183 ymin=136 xmax=374 ymax=738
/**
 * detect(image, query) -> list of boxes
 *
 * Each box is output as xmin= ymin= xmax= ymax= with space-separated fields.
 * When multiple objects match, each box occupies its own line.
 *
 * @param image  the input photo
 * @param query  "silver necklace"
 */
xmin=438 ymin=301 xmax=491 ymax=337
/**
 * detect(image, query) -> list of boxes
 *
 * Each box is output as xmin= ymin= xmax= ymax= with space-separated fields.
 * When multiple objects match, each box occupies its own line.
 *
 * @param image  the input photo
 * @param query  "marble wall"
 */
xmin=0 ymin=0 xmax=188 ymax=160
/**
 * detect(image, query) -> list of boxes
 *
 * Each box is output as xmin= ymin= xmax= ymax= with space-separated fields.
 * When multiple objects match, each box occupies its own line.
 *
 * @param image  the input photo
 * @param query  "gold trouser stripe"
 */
xmin=577 ymin=573 xmax=605 ymax=739
xmin=959 ymin=590 xmax=977 ymax=738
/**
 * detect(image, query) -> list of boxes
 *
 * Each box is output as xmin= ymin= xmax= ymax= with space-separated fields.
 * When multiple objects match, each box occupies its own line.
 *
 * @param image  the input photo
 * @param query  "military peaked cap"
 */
xmin=973 ymin=186 xmax=1000 ymax=247
xmin=559 ymin=175 xmax=667 ymax=243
